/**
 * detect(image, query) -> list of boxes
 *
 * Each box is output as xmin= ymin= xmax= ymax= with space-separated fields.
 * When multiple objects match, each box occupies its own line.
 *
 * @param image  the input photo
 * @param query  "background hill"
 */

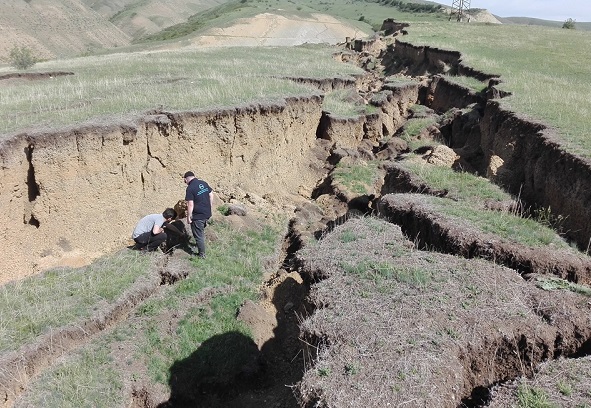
xmin=499 ymin=16 xmax=591 ymax=30
xmin=0 ymin=0 xmax=231 ymax=62
xmin=80 ymin=0 xmax=228 ymax=39
xmin=0 ymin=0 xmax=131 ymax=62
xmin=2 ymin=0 xmax=589 ymax=64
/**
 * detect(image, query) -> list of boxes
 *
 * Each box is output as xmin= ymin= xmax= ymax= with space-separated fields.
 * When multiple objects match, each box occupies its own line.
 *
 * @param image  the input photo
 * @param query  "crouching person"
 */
xmin=132 ymin=208 xmax=176 ymax=252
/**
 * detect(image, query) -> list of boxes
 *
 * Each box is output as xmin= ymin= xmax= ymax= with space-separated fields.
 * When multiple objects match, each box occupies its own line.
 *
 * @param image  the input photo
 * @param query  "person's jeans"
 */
xmin=190 ymin=219 xmax=208 ymax=256
xmin=134 ymin=231 xmax=167 ymax=251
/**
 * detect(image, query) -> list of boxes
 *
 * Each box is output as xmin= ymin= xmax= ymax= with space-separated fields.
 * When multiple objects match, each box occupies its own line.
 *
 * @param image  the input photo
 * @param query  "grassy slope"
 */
xmin=9 ymin=219 xmax=282 ymax=406
xmin=0 ymin=46 xmax=364 ymax=136
xmin=403 ymin=21 xmax=591 ymax=157
xmin=16 ymin=0 xmax=586 ymax=159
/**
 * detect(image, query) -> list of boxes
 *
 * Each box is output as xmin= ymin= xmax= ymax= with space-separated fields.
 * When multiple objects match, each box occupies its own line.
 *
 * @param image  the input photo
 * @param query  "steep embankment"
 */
xmin=390 ymin=39 xmax=591 ymax=252
xmin=0 ymin=96 xmax=326 ymax=283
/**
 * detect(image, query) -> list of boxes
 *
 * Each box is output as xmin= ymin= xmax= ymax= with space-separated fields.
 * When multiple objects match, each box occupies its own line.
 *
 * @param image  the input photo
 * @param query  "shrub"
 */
xmin=9 ymin=46 xmax=38 ymax=70
xmin=562 ymin=18 xmax=576 ymax=29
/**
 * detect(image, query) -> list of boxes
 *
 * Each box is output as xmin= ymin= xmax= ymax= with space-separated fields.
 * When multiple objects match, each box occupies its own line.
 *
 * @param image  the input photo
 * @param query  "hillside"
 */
xmin=0 ymin=0 xmax=130 ymax=62
xmin=2 ymin=0 xmax=589 ymax=64
xmin=2 ymin=25 xmax=591 ymax=406
xmin=80 ymin=0 xmax=228 ymax=39
xmin=500 ymin=16 xmax=591 ymax=31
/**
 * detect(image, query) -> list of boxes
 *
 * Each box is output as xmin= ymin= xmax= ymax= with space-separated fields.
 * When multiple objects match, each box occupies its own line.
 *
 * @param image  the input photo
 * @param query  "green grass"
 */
xmin=129 ymin=221 xmax=281 ymax=388
xmin=430 ymin=197 xmax=570 ymax=248
xmin=0 ymin=45 xmax=363 ymax=136
xmin=536 ymin=276 xmax=591 ymax=297
xmin=16 ymin=346 xmax=123 ymax=408
xmin=400 ymin=159 xmax=510 ymax=202
xmin=323 ymin=89 xmax=378 ymax=117
xmin=341 ymin=258 xmax=431 ymax=286
xmin=398 ymin=117 xmax=439 ymax=150
xmin=333 ymin=160 xmax=381 ymax=195
xmin=441 ymin=74 xmax=487 ymax=93
xmin=5 ymin=0 xmax=590 ymax=162
xmin=13 ymin=219 xmax=282 ymax=406
xmin=339 ymin=228 xmax=361 ymax=243
xmin=517 ymin=384 xmax=556 ymax=408
xmin=404 ymin=22 xmax=591 ymax=158
xmin=0 ymin=251 xmax=151 ymax=353
xmin=131 ymin=0 xmax=591 ymax=160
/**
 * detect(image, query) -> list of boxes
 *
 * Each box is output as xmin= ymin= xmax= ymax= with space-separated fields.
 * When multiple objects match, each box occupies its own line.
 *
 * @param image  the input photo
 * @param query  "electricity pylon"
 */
xmin=449 ymin=0 xmax=471 ymax=22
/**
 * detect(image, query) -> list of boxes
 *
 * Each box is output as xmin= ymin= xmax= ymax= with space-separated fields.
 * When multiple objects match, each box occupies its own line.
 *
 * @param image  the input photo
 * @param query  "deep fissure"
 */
xmin=4 ymin=27 xmax=591 ymax=407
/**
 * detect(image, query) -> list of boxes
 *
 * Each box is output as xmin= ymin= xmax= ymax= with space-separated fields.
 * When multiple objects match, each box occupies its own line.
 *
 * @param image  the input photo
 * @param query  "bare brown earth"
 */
xmin=186 ymin=13 xmax=367 ymax=48
xmin=3 ymin=19 xmax=591 ymax=408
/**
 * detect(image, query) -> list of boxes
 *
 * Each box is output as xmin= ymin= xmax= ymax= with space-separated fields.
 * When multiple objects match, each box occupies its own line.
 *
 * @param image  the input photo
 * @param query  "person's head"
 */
xmin=183 ymin=171 xmax=195 ymax=185
xmin=163 ymin=208 xmax=176 ymax=221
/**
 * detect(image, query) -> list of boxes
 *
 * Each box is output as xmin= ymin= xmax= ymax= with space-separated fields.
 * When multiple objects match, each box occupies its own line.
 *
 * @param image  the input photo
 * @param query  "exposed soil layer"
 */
xmin=0 ymin=72 xmax=74 ymax=82
xmin=378 ymin=193 xmax=591 ymax=284
xmin=3 ymin=19 xmax=591 ymax=408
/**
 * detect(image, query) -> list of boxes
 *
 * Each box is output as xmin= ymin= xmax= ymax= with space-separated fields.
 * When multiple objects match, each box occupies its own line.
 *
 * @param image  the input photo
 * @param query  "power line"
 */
xmin=449 ymin=0 xmax=471 ymax=22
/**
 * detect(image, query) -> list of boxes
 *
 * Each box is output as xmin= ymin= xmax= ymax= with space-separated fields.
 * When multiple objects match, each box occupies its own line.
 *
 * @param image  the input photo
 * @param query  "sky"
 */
xmin=470 ymin=0 xmax=591 ymax=22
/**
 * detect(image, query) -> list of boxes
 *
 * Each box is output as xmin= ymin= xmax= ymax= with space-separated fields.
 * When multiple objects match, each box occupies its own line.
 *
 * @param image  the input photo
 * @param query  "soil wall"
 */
xmin=388 ymin=39 xmax=591 ymax=250
xmin=0 ymin=96 xmax=325 ymax=284
xmin=480 ymin=101 xmax=591 ymax=248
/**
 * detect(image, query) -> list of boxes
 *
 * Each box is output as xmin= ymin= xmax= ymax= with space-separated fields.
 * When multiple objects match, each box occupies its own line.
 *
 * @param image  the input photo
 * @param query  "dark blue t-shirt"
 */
xmin=185 ymin=178 xmax=212 ymax=220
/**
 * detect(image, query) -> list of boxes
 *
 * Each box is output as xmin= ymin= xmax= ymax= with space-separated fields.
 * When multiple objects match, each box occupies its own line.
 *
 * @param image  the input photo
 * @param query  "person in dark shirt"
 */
xmin=183 ymin=171 xmax=213 ymax=258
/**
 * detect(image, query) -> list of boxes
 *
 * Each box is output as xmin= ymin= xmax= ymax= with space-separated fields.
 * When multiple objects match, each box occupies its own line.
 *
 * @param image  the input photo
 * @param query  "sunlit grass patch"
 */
xmin=137 ymin=221 xmax=281 ymax=385
xmin=0 ymin=250 xmax=151 ymax=353
xmin=341 ymin=258 xmax=431 ymax=287
xmin=431 ymin=197 xmax=569 ymax=248
xmin=333 ymin=160 xmax=381 ymax=195
xmin=441 ymin=74 xmax=487 ymax=93
xmin=400 ymin=159 xmax=509 ymax=202
xmin=323 ymin=89 xmax=378 ymax=117
xmin=12 ymin=219 xmax=283 ymax=405
xmin=405 ymin=22 xmax=591 ymax=158
xmin=15 ymin=346 xmax=123 ymax=408
xmin=0 ymin=46 xmax=363 ymax=136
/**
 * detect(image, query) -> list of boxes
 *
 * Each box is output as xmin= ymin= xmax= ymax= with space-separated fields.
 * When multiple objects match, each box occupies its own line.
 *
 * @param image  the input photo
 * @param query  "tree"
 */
xmin=562 ymin=18 xmax=576 ymax=29
xmin=8 ymin=46 xmax=38 ymax=70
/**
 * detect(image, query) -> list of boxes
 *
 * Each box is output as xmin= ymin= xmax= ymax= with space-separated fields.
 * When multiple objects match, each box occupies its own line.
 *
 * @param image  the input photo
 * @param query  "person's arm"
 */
xmin=187 ymin=200 xmax=194 ymax=224
xmin=152 ymin=223 xmax=165 ymax=235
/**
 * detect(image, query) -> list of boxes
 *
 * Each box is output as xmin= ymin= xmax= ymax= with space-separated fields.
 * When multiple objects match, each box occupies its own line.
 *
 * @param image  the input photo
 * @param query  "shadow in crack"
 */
xmin=157 ymin=331 xmax=262 ymax=408
xmin=157 ymin=274 xmax=311 ymax=408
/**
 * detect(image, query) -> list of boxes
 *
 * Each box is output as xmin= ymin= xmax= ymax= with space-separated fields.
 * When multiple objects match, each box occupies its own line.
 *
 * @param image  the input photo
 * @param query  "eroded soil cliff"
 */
xmin=3 ymin=21 xmax=591 ymax=408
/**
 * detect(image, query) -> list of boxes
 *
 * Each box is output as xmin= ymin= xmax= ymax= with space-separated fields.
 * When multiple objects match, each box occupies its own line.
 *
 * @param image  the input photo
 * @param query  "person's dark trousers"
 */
xmin=190 ymin=219 xmax=207 ymax=256
xmin=134 ymin=231 xmax=167 ymax=251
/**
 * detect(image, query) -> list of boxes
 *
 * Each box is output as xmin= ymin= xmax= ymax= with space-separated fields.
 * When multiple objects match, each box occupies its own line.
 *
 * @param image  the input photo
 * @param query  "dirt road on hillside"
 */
xmin=188 ymin=13 xmax=368 ymax=47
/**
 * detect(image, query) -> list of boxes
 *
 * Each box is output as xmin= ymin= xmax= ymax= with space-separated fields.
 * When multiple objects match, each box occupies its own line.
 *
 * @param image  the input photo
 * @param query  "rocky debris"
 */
xmin=424 ymin=144 xmax=459 ymax=167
